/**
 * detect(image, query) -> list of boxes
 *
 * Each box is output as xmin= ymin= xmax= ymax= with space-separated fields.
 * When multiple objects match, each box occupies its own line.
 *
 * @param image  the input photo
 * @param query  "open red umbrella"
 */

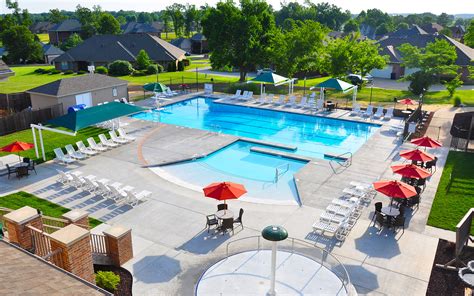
xmin=399 ymin=149 xmax=435 ymax=163
xmin=410 ymin=136 xmax=442 ymax=149
xmin=391 ymin=164 xmax=432 ymax=179
xmin=398 ymin=98 xmax=417 ymax=105
xmin=373 ymin=180 xmax=417 ymax=199
xmin=203 ymin=182 xmax=247 ymax=204
xmin=0 ymin=141 xmax=34 ymax=161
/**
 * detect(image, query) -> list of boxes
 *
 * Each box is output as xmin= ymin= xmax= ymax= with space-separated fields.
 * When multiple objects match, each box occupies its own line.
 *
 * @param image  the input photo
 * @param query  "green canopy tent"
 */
xmin=248 ymin=72 xmax=293 ymax=95
xmin=311 ymin=78 xmax=357 ymax=103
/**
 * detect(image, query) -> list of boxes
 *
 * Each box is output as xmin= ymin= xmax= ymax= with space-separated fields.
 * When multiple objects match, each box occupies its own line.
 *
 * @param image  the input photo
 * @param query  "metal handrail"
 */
xmin=274 ymin=163 xmax=290 ymax=183
xmin=329 ymin=151 xmax=353 ymax=170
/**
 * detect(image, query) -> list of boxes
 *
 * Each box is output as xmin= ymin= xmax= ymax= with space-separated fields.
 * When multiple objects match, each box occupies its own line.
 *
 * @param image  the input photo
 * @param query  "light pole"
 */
xmin=262 ymin=225 xmax=288 ymax=296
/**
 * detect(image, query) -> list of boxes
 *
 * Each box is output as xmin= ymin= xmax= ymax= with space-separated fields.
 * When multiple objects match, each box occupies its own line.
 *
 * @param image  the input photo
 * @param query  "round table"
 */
xmin=382 ymin=206 xmax=400 ymax=216
xmin=216 ymin=209 xmax=234 ymax=220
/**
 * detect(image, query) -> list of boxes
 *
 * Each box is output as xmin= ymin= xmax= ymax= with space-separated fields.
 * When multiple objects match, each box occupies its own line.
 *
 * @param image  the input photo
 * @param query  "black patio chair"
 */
xmin=407 ymin=195 xmax=420 ymax=209
xmin=371 ymin=202 xmax=383 ymax=225
xmin=233 ymin=208 xmax=244 ymax=229
xmin=217 ymin=203 xmax=228 ymax=211
xmin=415 ymin=178 xmax=426 ymax=191
xmin=219 ymin=218 xmax=234 ymax=235
xmin=398 ymin=205 xmax=406 ymax=218
xmin=206 ymin=214 xmax=219 ymax=233
xmin=393 ymin=216 xmax=406 ymax=233
xmin=5 ymin=164 xmax=17 ymax=179
xmin=424 ymin=156 xmax=438 ymax=173
xmin=375 ymin=212 xmax=387 ymax=230
xmin=27 ymin=160 xmax=37 ymax=175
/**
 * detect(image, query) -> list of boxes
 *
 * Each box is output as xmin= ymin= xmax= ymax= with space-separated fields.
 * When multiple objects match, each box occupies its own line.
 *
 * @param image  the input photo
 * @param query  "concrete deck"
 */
xmin=0 ymin=93 xmax=456 ymax=295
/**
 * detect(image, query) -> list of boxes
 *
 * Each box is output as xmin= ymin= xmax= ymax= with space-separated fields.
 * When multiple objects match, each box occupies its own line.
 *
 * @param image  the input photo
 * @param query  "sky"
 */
xmin=0 ymin=0 xmax=473 ymax=15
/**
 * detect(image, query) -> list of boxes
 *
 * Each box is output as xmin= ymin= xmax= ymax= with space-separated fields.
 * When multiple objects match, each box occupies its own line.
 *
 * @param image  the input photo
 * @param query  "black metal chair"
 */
xmin=416 ymin=178 xmax=426 ymax=191
xmin=5 ymin=164 xmax=17 ymax=179
xmin=233 ymin=208 xmax=244 ymax=229
xmin=371 ymin=202 xmax=383 ymax=225
xmin=398 ymin=205 xmax=406 ymax=218
xmin=217 ymin=203 xmax=228 ymax=211
xmin=374 ymin=212 xmax=387 ymax=230
xmin=219 ymin=218 xmax=234 ymax=235
xmin=206 ymin=214 xmax=219 ymax=233
xmin=27 ymin=160 xmax=37 ymax=175
xmin=392 ymin=216 xmax=406 ymax=233
xmin=407 ymin=195 xmax=420 ymax=209
xmin=424 ymin=156 xmax=438 ymax=173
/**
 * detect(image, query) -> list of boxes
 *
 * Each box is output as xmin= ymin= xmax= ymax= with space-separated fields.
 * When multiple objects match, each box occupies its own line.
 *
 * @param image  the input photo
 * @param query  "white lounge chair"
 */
xmin=82 ymin=175 xmax=100 ymax=193
xmin=372 ymin=106 xmax=384 ymax=119
xmin=166 ymin=88 xmax=178 ymax=96
xmin=109 ymin=131 xmax=128 ymax=144
xmin=312 ymin=220 xmax=341 ymax=236
xmin=363 ymin=105 xmax=374 ymax=117
xmin=326 ymin=204 xmax=353 ymax=217
xmin=298 ymin=96 xmax=307 ymax=108
xmin=258 ymin=94 xmax=267 ymax=104
xmin=109 ymin=185 xmax=127 ymax=202
xmin=265 ymin=93 xmax=274 ymax=104
xmin=314 ymin=99 xmax=324 ymax=111
xmin=56 ymin=170 xmax=73 ymax=185
xmin=76 ymin=141 xmax=98 ymax=156
xmin=285 ymin=96 xmax=296 ymax=107
xmin=96 ymin=180 xmax=113 ymax=199
xmin=350 ymin=104 xmax=361 ymax=116
xmin=383 ymin=107 xmax=394 ymax=120
xmin=230 ymin=89 xmax=241 ymax=99
xmin=274 ymin=95 xmax=286 ymax=106
xmin=117 ymin=128 xmax=136 ymax=141
xmin=126 ymin=190 xmax=151 ymax=206
xmin=239 ymin=91 xmax=249 ymax=100
xmin=87 ymin=137 xmax=108 ymax=151
xmin=320 ymin=212 xmax=348 ymax=224
xmin=242 ymin=91 xmax=253 ymax=101
xmin=65 ymin=144 xmax=87 ymax=160
xmin=70 ymin=173 xmax=86 ymax=189
xmin=54 ymin=148 xmax=75 ymax=164
xmin=99 ymin=134 xmax=119 ymax=148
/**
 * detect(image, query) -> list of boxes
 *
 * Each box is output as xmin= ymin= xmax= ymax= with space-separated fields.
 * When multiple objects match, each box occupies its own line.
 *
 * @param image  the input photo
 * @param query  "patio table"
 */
xmin=382 ymin=206 xmax=400 ymax=217
xmin=216 ymin=209 xmax=234 ymax=220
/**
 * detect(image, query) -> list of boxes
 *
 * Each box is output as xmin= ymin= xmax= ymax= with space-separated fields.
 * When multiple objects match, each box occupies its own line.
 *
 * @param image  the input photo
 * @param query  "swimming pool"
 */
xmin=151 ymin=140 xmax=308 ymax=205
xmin=133 ymin=97 xmax=380 ymax=160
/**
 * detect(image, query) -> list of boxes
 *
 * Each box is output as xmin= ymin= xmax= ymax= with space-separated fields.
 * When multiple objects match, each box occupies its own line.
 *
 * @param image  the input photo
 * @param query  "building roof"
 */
xmin=30 ymin=21 xmax=54 ymax=33
xmin=121 ymin=22 xmax=161 ymax=34
xmin=0 ymin=60 xmax=14 ymax=77
xmin=151 ymin=21 xmax=164 ymax=31
xmin=420 ymin=23 xmax=444 ymax=35
xmin=49 ymin=19 xmax=82 ymax=32
xmin=388 ymin=25 xmax=428 ymax=38
xmin=54 ymin=34 xmax=185 ymax=63
xmin=27 ymin=74 xmax=128 ymax=97
xmin=170 ymin=37 xmax=191 ymax=47
xmin=191 ymin=33 xmax=207 ymax=41
xmin=377 ymin=34 xmax=474 ymax=66
xmin=42 ymin=44 xmax=64 ymax=56
xmin=0 ymin=241 xmax=107 ymax=295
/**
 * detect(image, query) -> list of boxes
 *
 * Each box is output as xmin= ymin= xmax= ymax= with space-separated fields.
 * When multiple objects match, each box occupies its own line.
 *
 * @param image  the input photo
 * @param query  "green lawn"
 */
xmin=427 ymin=151 xmax=474 ymax=235
xmin=0 ymin=191 xmax=102 ymax=228
xmin=0 ymin=126 xmax=106 ymax=163
xmin=37 ymin=33 xmax=50 ymax=43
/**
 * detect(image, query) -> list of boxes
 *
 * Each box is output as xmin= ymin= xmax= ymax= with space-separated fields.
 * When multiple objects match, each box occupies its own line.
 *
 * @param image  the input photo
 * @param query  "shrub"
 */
xmin=131 ymin=70 xmax=147 ymax=76
xmin=49 ymin=69 xmax=61 ymax=74
xmin=157 ymin=64 xmax=164 ymax=73
xmin=177 ymin=60 xmax=184 ymax=71
xmin=42 ymin=69 xmax=52 ymax=74
xmin=167 ymin=62 xmax=176 ymax=72
xmin=95 ymin=271 xmax=120 ymax=292
xmin=63 ymin=70 xmax=74 ymax=75
xmin=453 ymin=96 xmax=462 ymax=107
xmin=226 ymin=82 xmax=261 ymax=95
xmin=136 ymin=49 xmax=151 ymax=70
xmin=96 ymin=66 xmax=108 ymax=75
xmin=34 ymin=68 xmax=46 ymax=74
xmin=146 ymin=64 xmax=158 ymax=74
xmin=108 ymin=60 xmax=133 ymax=76
xmin=182 ymin=58 xmax=191 ymax=67
xmin=77 ymin=70 xmax=86 ymax=74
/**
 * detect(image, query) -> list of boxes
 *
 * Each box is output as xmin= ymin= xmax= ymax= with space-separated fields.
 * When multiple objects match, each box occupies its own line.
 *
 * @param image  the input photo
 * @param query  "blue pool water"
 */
xmin=153 ymin=141 xmax=308 ymax=205
xmin=133 ymin=97 xmax=380 ymax=159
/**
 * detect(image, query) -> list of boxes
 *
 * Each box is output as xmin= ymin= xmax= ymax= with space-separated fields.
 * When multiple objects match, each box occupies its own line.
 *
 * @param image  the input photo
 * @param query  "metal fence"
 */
xmin=0 ymin=103 xmax=63 ymax=136
xmin=0 ymin=92 xmax=32 ymax=113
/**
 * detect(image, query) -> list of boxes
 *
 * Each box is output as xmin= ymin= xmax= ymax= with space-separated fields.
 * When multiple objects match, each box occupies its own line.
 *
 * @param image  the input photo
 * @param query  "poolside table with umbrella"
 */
xmin=399 ymin=148 xmax=435 ymax=166
xmin=391 ymin=163 xmax=432 ymax=186
xmin=310 ymin=78 xmax=357 ymax=107
xmin=373 ymin=180 xmax=417 ymax=214
xmin=203 ymin=182 xmax=247 ymax=218
xmin=410 ymin=136 xmax=442 ymax=150
xmin=0 ymin=141 xmax=34 ymax=162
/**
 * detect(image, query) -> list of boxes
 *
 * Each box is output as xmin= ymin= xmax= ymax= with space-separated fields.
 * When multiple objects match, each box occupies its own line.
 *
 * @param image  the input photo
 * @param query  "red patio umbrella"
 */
xmin=0 ymin=141 xmax=34 ymax=161
xmin=373 ymin=180 xmax=417 ymax=199
xmin=399 ymin=149 xmax=435 ymax=163
xmin=203 ymin=182 xmax=247 ymax=204
xmin=410 ymin=136 xmax=442 ymax=149
xmin=398 ymin=98 xmax=417 ymax=105
xmin=391 ymin=164 xmax=432 ymax=179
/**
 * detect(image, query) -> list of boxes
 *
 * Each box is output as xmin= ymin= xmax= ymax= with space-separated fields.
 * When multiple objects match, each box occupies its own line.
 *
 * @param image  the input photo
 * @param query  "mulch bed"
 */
xmin=426 ymin=239 xmax=474 ymax=296
xmin=94 ymin=264 xmax=133 ymax=296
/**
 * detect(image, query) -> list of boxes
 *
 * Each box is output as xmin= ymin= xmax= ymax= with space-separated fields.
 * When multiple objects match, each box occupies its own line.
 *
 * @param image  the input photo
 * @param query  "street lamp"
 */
xmin=262 ymin=225 xmax=288 ymax=296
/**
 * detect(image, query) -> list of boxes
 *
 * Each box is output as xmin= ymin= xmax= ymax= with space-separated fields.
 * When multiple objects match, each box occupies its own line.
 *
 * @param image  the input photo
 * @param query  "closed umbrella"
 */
xmin=0 ymin=141 xmax=34 ymax=161
xmin=391 ymin=164 xmax=432 ymax=179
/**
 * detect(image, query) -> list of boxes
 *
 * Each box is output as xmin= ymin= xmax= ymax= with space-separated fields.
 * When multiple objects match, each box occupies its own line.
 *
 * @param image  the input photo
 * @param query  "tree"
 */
xmin=443 ymin=75 xmax=463 ymax=97
xmin=312 ymin=2 xmax=351 ymax=31
xmin=398 ymin=39 xmax=459 ymax=94
xmin=357 ymin=9 xmax=393 ymax=30
xmin=1 ymin=25 xmax=43 ymax=63
xmin=136 ymin=49 xmax=151 ymax=70
xmin=184 ymin=4 xmax=198 ymax=37
xmin=437 ymin=13 xmax=453 ymax=27
xmin=161 ymin=11 xmax=172 ymax=39
xmin=375 ymin=23 xmax=390 ymax=36
xmin=439 ymin=28 xmax=452 ymax=37
xmin=116 ymin=16 xmax=126 ymax=25
xmin=75 ymin=5 xmax=97 ymax=38
xmin=137 ymin=12 xmax=153 ymax=23
xmin=166 ymin=4 xmax=185 ymax=37
xmin=397 ymin=22 xmax=409 ymax=30
xmin=97 ymin=13 xmax=121 ymax=34
xmin=60 ymin=33 xmax=83 ymax=51
xmin=465 ymin=19 xmax=474 ymax=47
xmin=108 ymin=60 xmax=133 ymax=76
xmin=350 ymin=39 xmax=388 ymax=78
xmin=321 ymin=36 xmax=354 ymax=78
xmin=49 ymin=9 xmax=67 ymax=23
xmin=202 ymin=0 xmax=277 ymax=81
xmin=274 ymin=2 xmax=317 ymax=27
xmin=343 ymin=19 xmax=359 ymax=34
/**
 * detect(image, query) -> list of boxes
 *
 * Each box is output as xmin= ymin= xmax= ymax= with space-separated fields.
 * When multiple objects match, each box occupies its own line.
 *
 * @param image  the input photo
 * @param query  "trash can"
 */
xmin=67 ymin=104 xmax=86 ymax=113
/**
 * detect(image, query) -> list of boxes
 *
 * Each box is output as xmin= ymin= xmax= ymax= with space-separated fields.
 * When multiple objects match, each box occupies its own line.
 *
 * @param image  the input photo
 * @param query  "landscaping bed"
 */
xmin=94 ymin=264 xmax=133 ymax=296
xmin=427 ymin=239 xmax=474 ymax=295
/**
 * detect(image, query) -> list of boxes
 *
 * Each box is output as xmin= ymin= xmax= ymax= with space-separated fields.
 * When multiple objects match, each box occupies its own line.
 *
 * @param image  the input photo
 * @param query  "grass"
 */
xmin=37 ymin=33 xmax=50 ymax=43
xmin=0 ymin=126 xmax=106 ymax=163
xmin=0 ymin=191 xmax=102 ymax=228
xmin=427 ymin=151 xmax=474 ymax=235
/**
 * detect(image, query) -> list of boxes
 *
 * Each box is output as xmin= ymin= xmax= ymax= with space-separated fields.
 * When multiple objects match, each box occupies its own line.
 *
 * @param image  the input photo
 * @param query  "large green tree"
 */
xmin=184 ymin=4 xmax=198 ymax=37
xmin=97 ymin=13 xmax=121 ymax=34
xmin=60 ymin=33 xmax=83 ymax=51
xmin=311 ymin=2 xmax=351 ymax=31
xmin=464 ymin=19 xmax=474 ymax=47
xmin=1 ymin=25 xmax=43 ymax=63
xmin=202 ymin=0 xmax=277 ymax=81
xmin=343 ymin=19 xmax=359 ymax=34
xmin=49 ymin=9 xmax=67 ymax=24
xmin=166 ymin=4 xmax=185 ymax=37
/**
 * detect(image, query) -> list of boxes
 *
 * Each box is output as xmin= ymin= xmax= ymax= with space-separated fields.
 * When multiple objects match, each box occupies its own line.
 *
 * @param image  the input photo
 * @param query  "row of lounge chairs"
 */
xmin=57 ymin=170 xmax=150 ymax=207
xmin=350 ymin=104 xmax=394 ymax=121
xmin=312 ymin=181 xmax=375 ymax=241
xmin=228 ymin=90 xmax=254 ymax=101
xmin=54 ymin=128 xmax=135 ymax=165
xmin=152 ymin=88 xmax=179 ymax=99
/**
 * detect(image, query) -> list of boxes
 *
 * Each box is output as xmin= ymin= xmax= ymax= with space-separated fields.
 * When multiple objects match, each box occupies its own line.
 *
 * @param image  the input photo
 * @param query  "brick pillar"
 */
xmin=49 ymin=224 xmax=95 ymax=283
xmin=103 ymin=226 xmax=133 ymax=266
xmin=3 ymin=206 xmax=43 ymax=250
xmin=62 ymin=210 xmax=89 ymax=230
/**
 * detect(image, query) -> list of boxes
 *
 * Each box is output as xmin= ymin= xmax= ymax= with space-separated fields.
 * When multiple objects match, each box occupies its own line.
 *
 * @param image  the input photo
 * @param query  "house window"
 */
xmin=60 ymin=62 xmax=68 ymax=70
xmin=112 ymin=87 xmax=118 ymax=97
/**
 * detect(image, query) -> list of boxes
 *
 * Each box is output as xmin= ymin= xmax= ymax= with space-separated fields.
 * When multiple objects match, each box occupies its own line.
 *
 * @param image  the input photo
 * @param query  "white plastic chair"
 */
xmin=350 ymin=104 xmax=361 ymax=116
xmin=230 ymin=90 xmax=241 ymax=99
xmin=109 ymin=131 xmax=128 ymax=144
xmin=285 ymin=96 xmax=296 ymax=107
xmin=76 ymin=141 xmax=98 ymax=155
xmin=54 ymin=148 xmax=75 ymax=164
xmin=372 ymin=106 xmax=384 ymax=119
xmin=87 ymin=137 xmax=108 ymax=151
xmin=65 ymin=144 xmax=87 ymax=160
xmin=117 ymin=128 xmax=136 ymax=141
xmin=274 ymin=95 xmax=286 ymax=106
xmin=298 ymin=96 xmax=307 ymax=108
xmin=99 ymin=134 xmax=119 ymax=148
xmin=363 ymin=105 xmax=374 ymax=117
xmin=384 ymin=107 xmax=394 ymax=120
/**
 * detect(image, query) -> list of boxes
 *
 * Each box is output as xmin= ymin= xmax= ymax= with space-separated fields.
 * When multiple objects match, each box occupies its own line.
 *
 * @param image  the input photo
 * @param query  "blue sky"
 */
xmin=1 ymin=0 xmax=473 ymax=15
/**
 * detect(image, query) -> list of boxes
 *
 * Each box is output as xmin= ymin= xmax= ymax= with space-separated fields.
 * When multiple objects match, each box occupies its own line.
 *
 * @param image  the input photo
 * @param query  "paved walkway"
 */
xmin=0 ymin=93 xmax=460 ymax=295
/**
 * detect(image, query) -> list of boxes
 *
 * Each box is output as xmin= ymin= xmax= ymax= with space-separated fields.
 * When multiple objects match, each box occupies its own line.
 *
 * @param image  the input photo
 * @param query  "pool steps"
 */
xmin=250 ymin=147 xmax=311 ymax=162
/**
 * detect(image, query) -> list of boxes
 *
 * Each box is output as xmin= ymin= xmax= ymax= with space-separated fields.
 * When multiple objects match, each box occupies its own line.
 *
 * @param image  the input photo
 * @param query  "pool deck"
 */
xmin=0 ymin=92 xmax=456 ymax=295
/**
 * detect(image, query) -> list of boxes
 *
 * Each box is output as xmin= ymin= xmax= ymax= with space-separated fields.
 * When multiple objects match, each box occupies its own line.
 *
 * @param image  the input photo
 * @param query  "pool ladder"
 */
xmin=274 ymin=163 xmax=290 ymax=183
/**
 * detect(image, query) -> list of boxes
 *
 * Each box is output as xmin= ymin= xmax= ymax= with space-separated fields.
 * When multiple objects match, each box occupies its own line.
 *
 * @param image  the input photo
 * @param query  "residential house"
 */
xmin=371 ymin=34 xmax=474 ymax=82
xmin=450 ymin=25 xmax=466 ymax=39
xmin=42 ymin=44 xmax=64 ymax=64
xmin=27 ymin=74 xmax=128 ymax=112
xmin=53 ymin=34 xmax=186 ymax=72
xmin=387 ymin=25 xmax=429 ymax=38
xmin=30 ymin=21 xmax=54 ymax=34
xmin=121 ymin=22 xmax=161 ymax=37
xmin=151 ymin=21 xmax=164 ymax=33
xmin=48 ymin=19 xmax=83 ymax=46
xmin=420 ymin=23 xmax=444 ymax=35
xmin=171 ymin=37 xmax=192 ymax=53
xmin=360 ymin=23 xmax=377 ymax=40
xmin=0 ymin=60 xmax=14 ymax=81
xmin=191 ymin=33 xmax=209 ymax=54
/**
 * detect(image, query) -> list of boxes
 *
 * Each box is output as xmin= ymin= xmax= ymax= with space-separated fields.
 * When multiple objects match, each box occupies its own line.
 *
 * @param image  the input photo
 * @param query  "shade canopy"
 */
xmin=143 ymin=82 xmax=168 ymax=92
xmin=410 ymin=136 xmax=442 ymax=148
xmin=391 ymin=164 xmax=432 ymax=179
xmin=373 ymin=180 xmax=417 ymax=199
xmin=312 ymin=78 xmax=355 ymax=92
xmin=262 ymin=225 xmax=288 ymax=242
xmin=399 ymin=149 xmax=435 ymax=162
xmin=249 ymin=72 xmax=289 ymax=85
xmin=0 ymin=141 xmax=34 ymax=153
xmin=398 ymin=98 xmax=417 ymax=105
xmin=203 ymin=182 xmax=247 ymax=202
xmin=48 ymin=102 xmax=146 ymax=132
